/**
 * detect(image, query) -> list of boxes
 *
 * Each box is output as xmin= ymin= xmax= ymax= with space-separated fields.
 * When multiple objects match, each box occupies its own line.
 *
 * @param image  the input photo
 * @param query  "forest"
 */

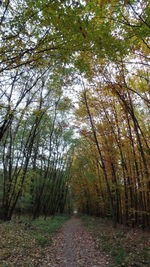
xmin=0 ymin=1 xmax=150 ymax=264
xmin=0 ymin=0 xmax=150 ymax=267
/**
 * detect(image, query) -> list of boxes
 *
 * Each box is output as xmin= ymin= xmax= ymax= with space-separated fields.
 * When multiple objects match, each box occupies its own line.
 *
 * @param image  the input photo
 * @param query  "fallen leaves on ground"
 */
xmin=0 ymin=215 xmax=68 ymax=266
xmin=1 ymin=215 xmax=149 ymax=266
xmin=0 ymin=215 xmax=108 ymax=266
xmin=43 ymin=216 xmax=108 ymax=266
xmin=82 ymin=216 xmax=150 ymax=267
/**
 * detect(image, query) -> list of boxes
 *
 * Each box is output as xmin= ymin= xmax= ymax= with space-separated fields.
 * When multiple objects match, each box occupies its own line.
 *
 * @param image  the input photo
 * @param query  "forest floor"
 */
xmin=81 ymin=215 xmax=150 ymax=267
xmin=0 ymin=215 xmax=150 ymax=266
xmin=41 ymin=215 xmax=108 ymax=266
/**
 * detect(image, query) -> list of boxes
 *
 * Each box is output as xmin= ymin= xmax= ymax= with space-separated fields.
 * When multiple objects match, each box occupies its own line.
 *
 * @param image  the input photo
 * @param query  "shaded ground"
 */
xmin=0 ymin=215 xmax=69 ymax=266
xmin=1 ymin=215 xmax=149 ymax=266
xmin=82 ymin=215 xmax=150 ymax=267
xmin=44 ymin=215 xmax=108 ymax=266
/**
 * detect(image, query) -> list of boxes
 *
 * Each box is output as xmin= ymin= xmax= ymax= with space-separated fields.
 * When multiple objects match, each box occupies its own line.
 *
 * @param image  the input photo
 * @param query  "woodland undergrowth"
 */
xmin=81 ymin=215 xmax=150 ymax=267
xmin=0 ymin=214 xmax=69 ymax=266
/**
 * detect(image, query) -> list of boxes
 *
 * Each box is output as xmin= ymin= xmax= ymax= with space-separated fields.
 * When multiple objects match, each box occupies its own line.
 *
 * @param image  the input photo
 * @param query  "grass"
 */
xmin=0 ymin=214 xmax=69 ymax=266
xmin=81 ymin=215 xmax=150 ymax=267
xmin=31 ymin=215 xmax=69 ymax=246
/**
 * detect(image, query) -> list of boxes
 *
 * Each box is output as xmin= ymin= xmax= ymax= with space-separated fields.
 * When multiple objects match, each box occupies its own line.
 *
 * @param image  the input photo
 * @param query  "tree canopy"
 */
xmin=0 ymin=0 xmax=149 ymax=227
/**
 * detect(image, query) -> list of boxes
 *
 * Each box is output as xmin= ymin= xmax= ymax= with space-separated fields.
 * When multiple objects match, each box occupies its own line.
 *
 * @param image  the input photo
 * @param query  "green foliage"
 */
xmin=30 ymin=215 xmax=70 ymax=246
xmin=81 ymin=215 xmax=150 ymax=267
xmin=2 ymin=0 xmax=149 ymax=74
xmin=0 ymin=215 xmax=69 ymax=265
xmin=111 ymin=247 xmax=127 ymax=266
xmin=33 ymin=215 xmax=69 ymax=230
xmin=0 ymin=0 xmax=149 ymax=231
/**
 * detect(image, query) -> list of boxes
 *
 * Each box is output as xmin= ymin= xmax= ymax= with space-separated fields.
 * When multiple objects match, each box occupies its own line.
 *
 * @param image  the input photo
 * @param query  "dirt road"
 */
xmin=44 ymin=216 xmax=108 ymax=266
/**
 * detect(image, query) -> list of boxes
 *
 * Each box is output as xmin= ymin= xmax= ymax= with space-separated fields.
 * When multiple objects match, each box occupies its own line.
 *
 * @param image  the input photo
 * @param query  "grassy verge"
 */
xmin=81 ymin=215 xmax=150 ymax=267
xmin=0 ymin=214 xmax=69 ymax=266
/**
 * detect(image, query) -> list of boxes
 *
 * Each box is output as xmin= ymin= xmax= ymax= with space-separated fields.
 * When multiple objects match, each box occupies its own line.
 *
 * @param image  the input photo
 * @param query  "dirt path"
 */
xmin=43 ymin=216 xmax=108 ymax=266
